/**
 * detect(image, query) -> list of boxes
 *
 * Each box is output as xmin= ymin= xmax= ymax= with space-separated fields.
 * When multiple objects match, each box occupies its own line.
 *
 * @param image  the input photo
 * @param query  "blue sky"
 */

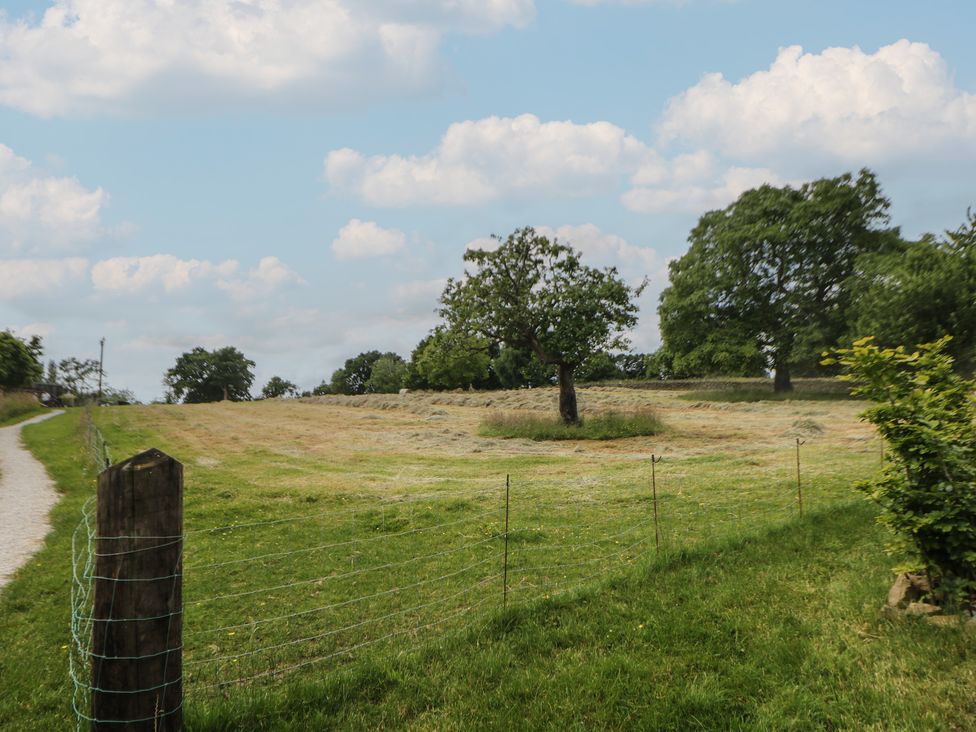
xmin=0 ymin=0 xmax=974 ymax=400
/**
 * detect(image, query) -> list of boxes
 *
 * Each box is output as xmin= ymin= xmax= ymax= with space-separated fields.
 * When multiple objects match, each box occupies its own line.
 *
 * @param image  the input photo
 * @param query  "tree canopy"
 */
xmin=327 ymin=351 xmax=403 ymax=395
xmin=658 ymin=169 xmax=896 ymax=391
xmin=261 ymin=376 xmax=299 ymax=399
xmin=163 ymin=346 xmax=255 ymax=403
xmin=440 ymin=226 xmax=643 ymax=423
xmin=365 ymin=354 xmax=408 ymax=393
xmin=0 ymin=331 xmax=43 ymax=390
xmin=413 ymin=327 xmax=491 ymax=390
xmin=847 ymin=210 xmax=976 ymax=373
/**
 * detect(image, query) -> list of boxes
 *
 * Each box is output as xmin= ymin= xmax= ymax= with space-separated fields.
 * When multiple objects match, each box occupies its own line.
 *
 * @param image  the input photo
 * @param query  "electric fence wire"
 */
xmin=70 ymin=439 xmax=842 ymax=728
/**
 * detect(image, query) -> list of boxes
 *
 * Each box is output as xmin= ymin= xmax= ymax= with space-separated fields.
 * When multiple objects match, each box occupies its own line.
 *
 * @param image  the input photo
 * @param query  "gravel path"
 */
xmin=0 ymin=410 xmax=64 ymax=590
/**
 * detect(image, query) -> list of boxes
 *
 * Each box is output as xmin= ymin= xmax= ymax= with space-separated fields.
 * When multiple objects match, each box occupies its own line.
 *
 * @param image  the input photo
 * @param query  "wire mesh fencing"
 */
xmin=69 ymin=428 xmax=880 ymax=729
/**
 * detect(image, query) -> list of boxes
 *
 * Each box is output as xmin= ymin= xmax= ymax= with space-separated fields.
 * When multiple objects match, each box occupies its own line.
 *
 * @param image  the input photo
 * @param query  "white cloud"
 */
xmin=91 ymin=254 xmax=301 ymax=298
xmin=216 ymin=256 xmax=304 ymax=300
xmin=325 ymin=114 xmax=651 ymax=206
xmin=0 ymin=257 xmax=88 ymax=299
xmin=391 ymin=277 xmax=447 ymax=317
xmin=8 ymin=322 xmax=55 ymax=339
xmin=331 ymin=219 xmax=407 ymax=260
xmin=535 ymin=224 xmax=659 ymax=274
xmin=0 ymin=144 xmax=106 ymax=253
xmin=658 ymin=40 xmax=976 ymax=161
xmin=0 ymin=1 xmax=534 ymax=117
xmin=624 ymin=158 xmax=789 ymax=213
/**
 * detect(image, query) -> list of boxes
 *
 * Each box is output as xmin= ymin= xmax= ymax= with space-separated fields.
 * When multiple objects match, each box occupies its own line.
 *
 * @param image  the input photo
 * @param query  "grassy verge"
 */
xmin=480 ymin=408 xmax=664 ymax=440
xmin=0 ymin=393 xmax=47 ymax=427
xmin=0 ymin=410 xmax=93 ymax=729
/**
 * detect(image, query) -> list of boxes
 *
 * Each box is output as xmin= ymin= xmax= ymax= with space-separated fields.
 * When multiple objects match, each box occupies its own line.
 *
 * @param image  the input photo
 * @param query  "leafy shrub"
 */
xmin=480 ymin=408 xmax=664 ymax=441
xmin=825 ymin=336 xmax=976 ymax=606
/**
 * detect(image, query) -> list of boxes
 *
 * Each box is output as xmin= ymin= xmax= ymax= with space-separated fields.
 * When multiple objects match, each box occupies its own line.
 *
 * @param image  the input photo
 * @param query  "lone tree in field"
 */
xmin=440 ymin=227 xmax=643 ymax=424
xmin=658 ymin=169 xmax=896 ymax=391
xmin=164 ymin=346 xmax=255 ymax=403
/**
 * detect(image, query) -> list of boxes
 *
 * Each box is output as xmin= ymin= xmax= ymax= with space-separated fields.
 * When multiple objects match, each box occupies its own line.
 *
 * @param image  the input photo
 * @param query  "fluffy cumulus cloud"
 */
xmin=0 ymin=257 xmax=89 ymax=299
xmin=658 ymin=40 xmax=976 ymax=161
xmin=623 ymin=150 xmax=789 ymax=212
xmin=91 ymin=254 xmax=301 ymax=299
xmin=0 ymin=144 xmax=106 ymax=253
xmin=0 ymin=0 xmax=534 ymax=117
xmin=331 ymin=219 xmax=407 ymax=260
xmin=325 ymin=114 xmax=651 ymax=206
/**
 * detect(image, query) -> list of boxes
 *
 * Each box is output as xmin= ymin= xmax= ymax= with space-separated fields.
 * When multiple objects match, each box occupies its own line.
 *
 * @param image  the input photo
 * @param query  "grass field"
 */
xmin=1 ymin=386 xmax=974 ymax=729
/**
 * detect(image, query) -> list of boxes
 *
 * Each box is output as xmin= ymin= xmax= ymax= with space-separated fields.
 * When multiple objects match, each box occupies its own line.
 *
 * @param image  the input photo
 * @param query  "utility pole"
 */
xmin=97 ymin=337 xmax=105 ymax=405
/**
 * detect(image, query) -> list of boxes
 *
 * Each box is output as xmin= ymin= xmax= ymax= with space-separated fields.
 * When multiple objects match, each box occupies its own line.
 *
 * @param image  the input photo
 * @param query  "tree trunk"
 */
xmin=222 ymin=385 xmax=229 ymax=401
xmin=773 ymin=361 xmax=793 ymax=393
xmin=557 ymin=364 xmax=579 ymax=424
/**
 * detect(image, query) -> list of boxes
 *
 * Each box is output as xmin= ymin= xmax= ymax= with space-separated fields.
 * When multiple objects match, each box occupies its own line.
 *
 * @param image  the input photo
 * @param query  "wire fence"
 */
xmin=69 ymin=419 xmax=880 ymax=729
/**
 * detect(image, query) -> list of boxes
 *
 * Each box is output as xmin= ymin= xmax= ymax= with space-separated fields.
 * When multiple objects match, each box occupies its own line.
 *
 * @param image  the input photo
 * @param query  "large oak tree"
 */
xmin=658 ymin=169 xmax=896 ymax=391
xmin=440 ymin=227 xmax=642 ymax=424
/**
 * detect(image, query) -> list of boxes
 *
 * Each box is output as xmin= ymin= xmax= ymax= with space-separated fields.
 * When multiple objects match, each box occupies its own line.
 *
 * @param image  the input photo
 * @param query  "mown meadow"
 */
xmin=1 ymin=384 xmax=974 ymax=730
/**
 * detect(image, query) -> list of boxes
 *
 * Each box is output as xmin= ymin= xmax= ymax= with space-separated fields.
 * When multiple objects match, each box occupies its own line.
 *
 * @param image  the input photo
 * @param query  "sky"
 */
xmin=0 ymin=0 xmax=973 ymax=401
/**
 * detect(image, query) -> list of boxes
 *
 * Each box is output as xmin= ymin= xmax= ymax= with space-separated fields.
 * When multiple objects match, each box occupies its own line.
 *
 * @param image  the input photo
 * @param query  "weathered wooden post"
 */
xmin=92 ymin=448 xmax=183 ymax=731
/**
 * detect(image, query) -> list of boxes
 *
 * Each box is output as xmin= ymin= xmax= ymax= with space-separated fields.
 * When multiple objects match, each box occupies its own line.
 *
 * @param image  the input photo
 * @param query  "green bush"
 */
xmin=479 ymin=408 xmax=664 ymax=441
xmin=826 ymin=336 xmax=976 ymax=606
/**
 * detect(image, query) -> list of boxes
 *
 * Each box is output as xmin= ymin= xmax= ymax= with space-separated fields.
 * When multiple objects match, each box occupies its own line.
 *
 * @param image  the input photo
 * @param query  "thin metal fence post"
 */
xmin=651 ymin=455 xmax=662 ymax=556
xmin=503 ymin=474 xmax=510 ymax=609
xmin=795 ymin=438 xmax=805 ymax=517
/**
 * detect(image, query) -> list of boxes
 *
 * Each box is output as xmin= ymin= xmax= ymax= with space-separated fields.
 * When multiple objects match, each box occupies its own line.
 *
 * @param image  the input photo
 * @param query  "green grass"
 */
xmin=480 ymin=408 xmax=665 ymax=440
xmin=0 ymin=392 xmax=47 ymax=426
xmin=2 ymin=401 xmax=974 ymax=730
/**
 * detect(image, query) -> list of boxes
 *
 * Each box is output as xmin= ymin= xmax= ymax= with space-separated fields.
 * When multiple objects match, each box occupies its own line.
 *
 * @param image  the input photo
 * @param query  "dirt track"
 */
xmin=0 ymin=410 xmax=62 ymax=590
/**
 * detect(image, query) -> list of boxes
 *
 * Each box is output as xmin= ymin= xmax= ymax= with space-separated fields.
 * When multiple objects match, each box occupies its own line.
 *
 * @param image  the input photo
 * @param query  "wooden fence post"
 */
xmin=92 ymin=448 xmax=183 ymax=731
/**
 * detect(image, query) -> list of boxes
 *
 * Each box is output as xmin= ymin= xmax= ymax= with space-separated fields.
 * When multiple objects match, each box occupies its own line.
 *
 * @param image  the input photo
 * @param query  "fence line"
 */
xmin=69 ymin=416 xmax=873 ymax=730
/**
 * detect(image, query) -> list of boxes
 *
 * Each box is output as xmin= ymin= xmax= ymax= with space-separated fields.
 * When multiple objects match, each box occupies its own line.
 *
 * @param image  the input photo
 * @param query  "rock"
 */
xmin=905 ymin=602 xmax=941 ymax=616
xmin=886 ymin=573 xmax=918 ymax=609
xmin=398 ymin=388 xmax=410 ymax=395
xmin=907 ymin=572 xmax=931 ymax=593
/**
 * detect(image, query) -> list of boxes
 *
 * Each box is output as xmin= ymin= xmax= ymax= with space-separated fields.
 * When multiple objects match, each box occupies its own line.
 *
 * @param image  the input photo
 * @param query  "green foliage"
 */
xmin=848 ymin=212 xmax=976 ymax=373
xmin=329 ymin=351 xmax=401 ymax=395
xmin=262 ymin=376 xmax=299 ymax=399
xmin=441 ymin=227 xmax=642 ymax=422
xmin=0 ymin=331 xmax=43 ymax=389
xmin=413 ymin=327 xmax=491 ymax=389
xmin=163 ymin=346 xmax=256 ymax=403
xmin=491 ymin=345 xmax=552 ymax=389
xmin=659 ymin=169 xmax=896 ymax=391
xmin=576 ymin=352 xmax=621 ymax=382
xmin=826 ymin=336 xmax=976 ymax=603
xmin=479 ymin=408 xmax=664 ymax=441
xmin=365 ymin=355 xmax=408 ymax=394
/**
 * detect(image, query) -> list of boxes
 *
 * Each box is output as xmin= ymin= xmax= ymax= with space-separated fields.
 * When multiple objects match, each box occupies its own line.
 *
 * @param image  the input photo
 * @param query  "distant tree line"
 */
xmin=164 ymin=171 xmax=976 ymax=407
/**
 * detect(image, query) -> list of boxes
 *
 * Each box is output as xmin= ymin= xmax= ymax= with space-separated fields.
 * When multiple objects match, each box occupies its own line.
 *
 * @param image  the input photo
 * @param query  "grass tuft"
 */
xmin=0 ymin=392 xmax=46 ymax=427
xmin=479 ymin=408 xmax=664 ymax=441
